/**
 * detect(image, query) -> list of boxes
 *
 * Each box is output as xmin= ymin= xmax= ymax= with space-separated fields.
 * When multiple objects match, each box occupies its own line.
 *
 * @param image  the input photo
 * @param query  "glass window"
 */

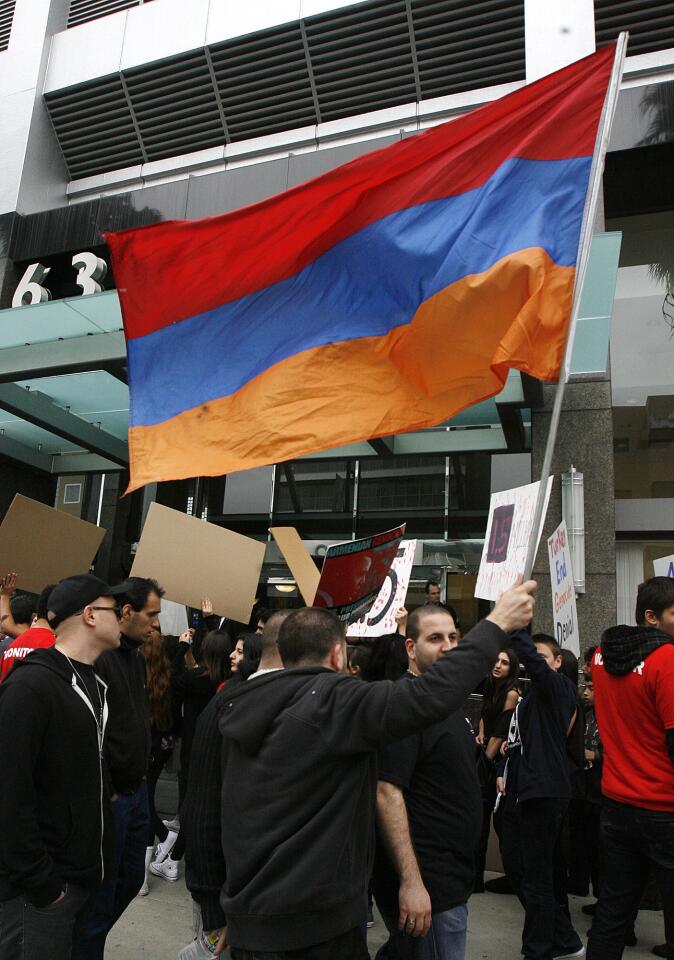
xmin=607 ymin=209 xmax=674 ymax=499
xmin=272 ymin=460 xmax=355 ymax=539
xmin=358 ymin=455 xmax=445 ymax=538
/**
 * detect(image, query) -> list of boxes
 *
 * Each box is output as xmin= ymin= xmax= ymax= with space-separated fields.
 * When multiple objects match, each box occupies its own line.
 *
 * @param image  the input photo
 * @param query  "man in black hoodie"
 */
xmin=587 ymin=577 xmax=674 ymax=960
xmin=218 ymin=578 xmax=537 ymax=959
xmin=72 ymin=576 xmax=162 ymax=960
xmin=0 ymin=574 xmax=125 ymax=960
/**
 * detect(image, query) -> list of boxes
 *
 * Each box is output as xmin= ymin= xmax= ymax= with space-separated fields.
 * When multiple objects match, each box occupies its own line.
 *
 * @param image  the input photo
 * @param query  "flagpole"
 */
xmin=522 ymin=32 xmax=628 ymax=582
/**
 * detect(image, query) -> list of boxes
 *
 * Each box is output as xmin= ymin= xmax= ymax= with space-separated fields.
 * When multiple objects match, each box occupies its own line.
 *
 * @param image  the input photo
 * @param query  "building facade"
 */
xmin=0 ymin=0 xmax=672 ymax=637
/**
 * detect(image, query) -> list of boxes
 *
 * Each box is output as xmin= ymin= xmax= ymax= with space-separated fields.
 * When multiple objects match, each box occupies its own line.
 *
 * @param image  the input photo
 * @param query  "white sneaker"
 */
xmin=150 ymin=856 xmax=179 ymax=882
xmin=163 ymin=816 xmax=180 ymax=832
xmin=137 ymin=844 xmax=154 ymax=897
xmin=553 ymin=948 xmax=585 ymax=960
xmin=153 ymin=830 xmax=178 ymax=864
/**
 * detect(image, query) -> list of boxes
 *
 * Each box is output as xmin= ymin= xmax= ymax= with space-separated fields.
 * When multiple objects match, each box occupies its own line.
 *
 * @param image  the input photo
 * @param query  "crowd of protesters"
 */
xmin=0 ymin=566 xmax=672 ymax=960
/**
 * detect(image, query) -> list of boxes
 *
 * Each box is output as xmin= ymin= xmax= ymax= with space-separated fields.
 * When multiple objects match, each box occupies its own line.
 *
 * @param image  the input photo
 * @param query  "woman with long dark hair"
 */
xmin=231 ymin=631 xmax=263 ymax=681
xmin=138 ymin=628 xmax=176 ymax=896
xmin=475 ymin=647 xmax=520 ymax=891
xmin=150 ymin=629 xmax=233 ymax=883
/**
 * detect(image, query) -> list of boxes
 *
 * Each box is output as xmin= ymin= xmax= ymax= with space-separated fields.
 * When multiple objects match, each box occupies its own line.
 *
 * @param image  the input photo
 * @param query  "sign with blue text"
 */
xmin=547 ymin=520 xmax=580 ymax=656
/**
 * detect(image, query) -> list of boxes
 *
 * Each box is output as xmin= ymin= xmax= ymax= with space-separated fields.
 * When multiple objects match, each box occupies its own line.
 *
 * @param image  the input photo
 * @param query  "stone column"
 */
xmin=531 ymin=380 xmax=616 ymax=653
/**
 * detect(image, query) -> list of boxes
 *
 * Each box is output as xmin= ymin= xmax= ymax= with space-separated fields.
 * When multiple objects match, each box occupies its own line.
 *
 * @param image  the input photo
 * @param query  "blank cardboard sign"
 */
xmin=131 ymin=502 xmax=265 ymax=622
xmin=0 ymin=494 xmax=105 ymax=594
xmin=270 ymin=526 xmax=321 ymax=605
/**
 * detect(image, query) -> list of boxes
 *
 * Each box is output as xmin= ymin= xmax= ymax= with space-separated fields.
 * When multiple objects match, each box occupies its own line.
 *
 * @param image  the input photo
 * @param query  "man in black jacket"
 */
xmin=0 ymin=574 xmax=125 ymax=960
xmin=218 ymin=579 xmax=537 ymax=960
xmin=72 ymin=576 xmax=162 ymax=960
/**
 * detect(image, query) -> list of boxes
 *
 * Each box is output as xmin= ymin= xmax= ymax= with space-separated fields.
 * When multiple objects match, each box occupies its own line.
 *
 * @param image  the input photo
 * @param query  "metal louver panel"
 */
xmin=46 ymin=0 xmax=525 ymax=181
xmin=124 ymin=51 xmax=226 ymax=160
xmin=45 ymin=75 xmax=144 ymax=179
xmin=210 ymin=25 xmax=315 ymax=141
xmin=305 ymin=1 xmax=416 ymax=123
xmin=595 ymin=0 xmax=674 ymax=56
xmin=68 ymin=0 xmax=145 ymax=30
xmin=412 ymin=0 xmax=525 ymax=99
xmin=0 ymin=0 xmax=15 ymax=51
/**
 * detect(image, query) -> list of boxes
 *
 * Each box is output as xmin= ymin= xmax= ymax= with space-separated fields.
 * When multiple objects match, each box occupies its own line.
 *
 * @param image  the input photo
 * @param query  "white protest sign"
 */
xmin=475 ymin=477 xmax=554 ymax=601
xmin=547 ymin=520 xmax=579 ymax=656
xmin=653 ymin=553 xmax=674 ymax=578
xmin=347 ymin=539 xmax=417 ymax=638
xmin=159 ymin=599 xmax=189 ymax=637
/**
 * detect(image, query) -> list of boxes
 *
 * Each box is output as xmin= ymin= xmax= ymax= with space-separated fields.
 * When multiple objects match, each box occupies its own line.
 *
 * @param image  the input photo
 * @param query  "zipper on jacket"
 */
xmin=70 ymin=674 xmax=109 ymax=882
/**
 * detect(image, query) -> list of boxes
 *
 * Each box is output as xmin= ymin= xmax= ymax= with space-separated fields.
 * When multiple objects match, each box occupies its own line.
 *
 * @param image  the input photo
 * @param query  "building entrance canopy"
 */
xmin=0 ymin=233 xmax=620 ymax=477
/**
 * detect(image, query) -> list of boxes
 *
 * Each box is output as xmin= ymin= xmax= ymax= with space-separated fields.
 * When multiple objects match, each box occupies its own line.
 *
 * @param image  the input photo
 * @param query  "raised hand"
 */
xmin=0 ymin=572 xmax=17 ymax=597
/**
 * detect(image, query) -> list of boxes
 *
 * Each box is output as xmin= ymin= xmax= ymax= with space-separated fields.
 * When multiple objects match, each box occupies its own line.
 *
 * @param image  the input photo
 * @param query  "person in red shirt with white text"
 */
xmin=0 ymin=582 xmax=55 ymax=683
xmin=587 ymin=577 xmax=674 ymax=960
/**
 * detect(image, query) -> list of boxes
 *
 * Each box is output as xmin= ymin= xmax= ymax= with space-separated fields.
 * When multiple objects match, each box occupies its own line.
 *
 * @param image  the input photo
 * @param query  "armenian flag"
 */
xmin=107 ymin=44 xmax=616 ymax=492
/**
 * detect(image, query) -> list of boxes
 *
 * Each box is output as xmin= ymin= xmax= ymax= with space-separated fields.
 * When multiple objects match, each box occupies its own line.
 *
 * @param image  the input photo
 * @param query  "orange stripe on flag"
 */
xmin=126 ymin=249 xmax=574 ymax=491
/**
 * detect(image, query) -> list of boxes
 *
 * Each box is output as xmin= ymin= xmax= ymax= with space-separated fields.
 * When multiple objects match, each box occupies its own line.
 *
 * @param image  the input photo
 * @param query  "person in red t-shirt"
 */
xmin=0 ymin=583 xmax=55 ymax=683
xmin=587 ymin=576 xmax=674 ymax=960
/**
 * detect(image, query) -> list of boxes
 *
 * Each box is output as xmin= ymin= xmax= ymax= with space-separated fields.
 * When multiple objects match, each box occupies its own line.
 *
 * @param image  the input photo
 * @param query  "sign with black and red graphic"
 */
xmin=313 ymin=524 xmax=406 ymax=624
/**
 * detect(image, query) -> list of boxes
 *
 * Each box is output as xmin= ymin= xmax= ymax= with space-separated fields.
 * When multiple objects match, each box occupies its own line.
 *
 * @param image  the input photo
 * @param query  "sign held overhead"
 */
xmin=476 ymin=478 xmax=553 ymax=601
xmin=314 ymin=524 xmax=406 ymax=624
xmin=131 ymin=502 xmax=265 ymax=624
xmin=348 ymin=539 xmax=416 ymax=638
xmin=0 ymin=494 xmax=105 ymax=595
xmin=269 ymin=527 xmax=321 ymax=605
xmin=547 ymin=520 xmax=580 ymax=656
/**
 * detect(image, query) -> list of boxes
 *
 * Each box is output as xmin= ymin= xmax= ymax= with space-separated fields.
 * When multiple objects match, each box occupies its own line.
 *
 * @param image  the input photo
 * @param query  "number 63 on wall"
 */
xmin=11 ymin=252 xmax=108 ymax=307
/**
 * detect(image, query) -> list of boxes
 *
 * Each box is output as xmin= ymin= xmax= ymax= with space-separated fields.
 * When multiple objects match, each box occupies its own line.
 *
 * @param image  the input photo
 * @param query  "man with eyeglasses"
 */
xmin=71 ymin=575 xmax=163 ymax=960
xmin=0 ymin=573 xmax=126 ymax=960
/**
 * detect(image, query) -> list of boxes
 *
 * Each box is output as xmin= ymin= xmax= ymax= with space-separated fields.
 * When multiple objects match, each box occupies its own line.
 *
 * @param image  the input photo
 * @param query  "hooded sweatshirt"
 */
xmin=0 ymin=647 xmax=113 ymax=905
xmin=218 ymin=618 xmax=504 ymax=952
xmin=506 ymin=630 xmax=577 ymax=802
xmin=593 ymin=625 xmax=674 ymax=811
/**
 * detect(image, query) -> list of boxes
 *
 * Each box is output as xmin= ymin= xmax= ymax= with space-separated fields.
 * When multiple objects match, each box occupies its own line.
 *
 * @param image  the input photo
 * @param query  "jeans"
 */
xmin=0 ymin=882 xmax=96 ymax=960
xmin=230 ymin=926 xmax=370 ymax=960
xmin=501 ymin=797 xmax=582 ymax=960
xmin=587 ymin=799 xmax=674 ymax=960
xmin=72 ymin=783 xmax=150 ymax=960
xmin=377 ymin=903 xmax=468 ymax=960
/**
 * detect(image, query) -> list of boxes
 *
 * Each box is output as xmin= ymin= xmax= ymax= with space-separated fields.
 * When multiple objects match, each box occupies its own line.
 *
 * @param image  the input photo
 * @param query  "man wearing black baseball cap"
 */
xmin=0 ymin=574 xmax=125 ymax=960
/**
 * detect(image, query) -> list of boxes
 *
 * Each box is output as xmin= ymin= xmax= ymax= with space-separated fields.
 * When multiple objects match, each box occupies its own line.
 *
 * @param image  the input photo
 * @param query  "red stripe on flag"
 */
xmin=107 ymin=44 xmax=615 ymax=341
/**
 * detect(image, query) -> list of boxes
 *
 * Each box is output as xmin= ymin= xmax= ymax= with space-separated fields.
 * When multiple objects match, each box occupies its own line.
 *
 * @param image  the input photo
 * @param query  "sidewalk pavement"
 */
xmin=109 ymin=871 xmax=665 ymax=959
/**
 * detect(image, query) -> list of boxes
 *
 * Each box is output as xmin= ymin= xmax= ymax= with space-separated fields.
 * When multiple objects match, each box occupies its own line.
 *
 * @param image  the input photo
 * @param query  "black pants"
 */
xmin=567 ymin=798 xmax=601 ymax=898
xmin=230 ymin=926 xmax=370 ymax=960
xmin=587 ymin=799 xmax=674 ymax=960
xmin=475 ymin=786 xmax=495 ymax=888
xmin=147 ymin=741 xmax=173 ymax=845
xmin=501 ymin=796 xmax=581 ymax=960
